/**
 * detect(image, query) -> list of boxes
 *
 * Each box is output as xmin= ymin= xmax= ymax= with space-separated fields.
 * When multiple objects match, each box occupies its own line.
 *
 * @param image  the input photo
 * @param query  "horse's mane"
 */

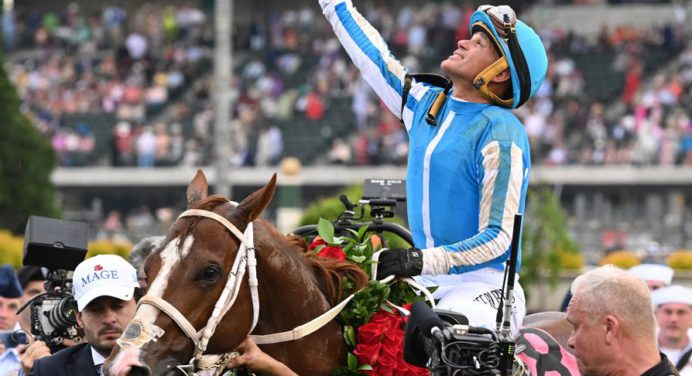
xmin=284 ymin=235 xmax=369 ymax=306
xmin=182 ymin=195 xmax=368 ymax=306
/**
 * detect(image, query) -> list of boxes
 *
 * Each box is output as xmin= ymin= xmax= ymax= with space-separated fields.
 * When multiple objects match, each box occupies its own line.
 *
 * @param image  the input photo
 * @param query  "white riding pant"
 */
xmin=415 ymin=267 xmax=526 ymax=338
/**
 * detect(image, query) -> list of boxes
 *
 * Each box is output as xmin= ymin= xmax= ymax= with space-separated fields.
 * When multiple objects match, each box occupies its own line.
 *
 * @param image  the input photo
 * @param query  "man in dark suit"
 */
xmin=26 ymin=255 xmax=139 ymax=376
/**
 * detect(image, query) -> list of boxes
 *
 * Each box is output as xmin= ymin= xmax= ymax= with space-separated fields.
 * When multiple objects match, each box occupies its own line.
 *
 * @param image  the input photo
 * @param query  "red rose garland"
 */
xmin=309 ymin=232 xmax=429 ymax=375
xmin=353 ymin=304 xmax=428 ymax=376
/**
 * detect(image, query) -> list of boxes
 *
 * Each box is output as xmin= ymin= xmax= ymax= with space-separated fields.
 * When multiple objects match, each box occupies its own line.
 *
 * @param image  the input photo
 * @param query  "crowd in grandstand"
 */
xmin=4 ymin=2 xmax=691 ymax=168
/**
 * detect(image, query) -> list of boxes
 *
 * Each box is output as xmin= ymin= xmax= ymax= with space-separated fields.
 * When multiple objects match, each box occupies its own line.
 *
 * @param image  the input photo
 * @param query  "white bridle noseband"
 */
xmin=117 ymin=207 xmax=356 ymax=375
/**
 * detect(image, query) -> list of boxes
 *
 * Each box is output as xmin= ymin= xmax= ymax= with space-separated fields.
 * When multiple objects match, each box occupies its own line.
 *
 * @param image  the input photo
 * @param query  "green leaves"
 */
xmin=318 ymin=217 xmax=335 ymax=244
xmin=339 ymin=280 xmax=391 ymax=327
xmin=521 ymin=186 xmax=582 ymax=298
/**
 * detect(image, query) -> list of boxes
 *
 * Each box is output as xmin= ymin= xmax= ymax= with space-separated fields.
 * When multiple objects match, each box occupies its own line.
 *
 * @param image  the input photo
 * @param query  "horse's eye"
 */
xmin=199 ymin=265 xmax=221 ymax=282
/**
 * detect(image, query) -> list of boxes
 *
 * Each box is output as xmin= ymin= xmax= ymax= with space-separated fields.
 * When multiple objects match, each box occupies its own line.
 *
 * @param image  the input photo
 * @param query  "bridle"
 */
xmin=116 ymin=206 xmax=356 ymax=375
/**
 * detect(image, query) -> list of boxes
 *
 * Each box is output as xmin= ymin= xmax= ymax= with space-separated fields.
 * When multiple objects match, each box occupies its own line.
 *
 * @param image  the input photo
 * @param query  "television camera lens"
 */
xmin=47 ymin=295 xmax=78 ymax=330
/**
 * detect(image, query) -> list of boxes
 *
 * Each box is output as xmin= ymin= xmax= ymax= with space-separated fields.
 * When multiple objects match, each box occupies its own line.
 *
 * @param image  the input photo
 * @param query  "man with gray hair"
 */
xmin=566 ymin=265 xmax=678 ymax=376
xmin=127 ymin=236 xmax=164 ymax=292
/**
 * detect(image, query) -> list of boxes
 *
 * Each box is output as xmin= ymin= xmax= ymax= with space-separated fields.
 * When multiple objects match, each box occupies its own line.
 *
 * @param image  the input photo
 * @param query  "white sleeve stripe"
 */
xmin=478 ymin=141 xmax=500 ymax=231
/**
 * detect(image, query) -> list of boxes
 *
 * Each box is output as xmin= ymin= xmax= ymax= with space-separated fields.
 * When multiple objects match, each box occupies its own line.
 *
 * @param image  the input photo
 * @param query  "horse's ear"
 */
xmin=236 ymin=173 xmax=277 ymax=222
xmin=187 ymin=169 xmax=208 ymax=208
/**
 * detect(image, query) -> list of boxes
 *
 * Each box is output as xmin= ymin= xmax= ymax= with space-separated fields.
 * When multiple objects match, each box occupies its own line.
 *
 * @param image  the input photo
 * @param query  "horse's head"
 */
xmin=105 ymin=170 xmax=276 ymax=375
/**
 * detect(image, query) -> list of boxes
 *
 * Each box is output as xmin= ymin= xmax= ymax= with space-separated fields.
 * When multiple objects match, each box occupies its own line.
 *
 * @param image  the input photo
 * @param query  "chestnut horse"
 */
xmin=105 ymin=170 xmax=574 ymax=375
xmin=105 ymin=170 xmax=368 ymax=375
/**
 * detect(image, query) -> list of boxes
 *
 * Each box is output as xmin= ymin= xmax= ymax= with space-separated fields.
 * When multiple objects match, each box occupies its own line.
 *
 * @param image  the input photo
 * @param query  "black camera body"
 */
xmin=404 ymin=301 xmax=513 ymax=376
xmin=22 ymin=216 xmax=88 ymax=353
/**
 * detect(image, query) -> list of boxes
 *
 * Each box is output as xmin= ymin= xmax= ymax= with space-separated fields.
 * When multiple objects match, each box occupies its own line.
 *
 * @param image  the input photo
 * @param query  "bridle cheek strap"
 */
xmin=176 ymin=209 xmax=261 ymax=359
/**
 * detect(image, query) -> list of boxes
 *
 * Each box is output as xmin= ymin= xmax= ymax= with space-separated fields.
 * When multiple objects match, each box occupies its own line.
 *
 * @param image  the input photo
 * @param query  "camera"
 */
xmin=0 ymin=330 xmax=29 ymax=348
xmin=19 ymin=216 xmax=88 ymax=353
xmin=404 ymin=301 xmax=514 ymax=376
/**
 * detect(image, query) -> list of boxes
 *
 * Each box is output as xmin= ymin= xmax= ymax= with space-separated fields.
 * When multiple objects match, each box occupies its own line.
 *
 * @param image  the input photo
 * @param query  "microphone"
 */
xmin=403 ymin=301 xmax=446 ymax=367
xmin=412 ymin=301 xmax=446 ymax=341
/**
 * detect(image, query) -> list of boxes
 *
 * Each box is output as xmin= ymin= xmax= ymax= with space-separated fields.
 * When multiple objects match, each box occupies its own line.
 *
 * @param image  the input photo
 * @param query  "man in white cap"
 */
xmin=629 ymin=264 xmax=675 ymax=291
xmin=652 ymin=285 xmax=692 ymax=374
xmin=24 ymin=255 xmax=139 ymax=376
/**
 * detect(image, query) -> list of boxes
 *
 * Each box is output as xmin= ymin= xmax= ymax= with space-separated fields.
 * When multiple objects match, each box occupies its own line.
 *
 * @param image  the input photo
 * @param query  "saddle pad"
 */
xmin=515 ymin=327 xmax=580 ymax=376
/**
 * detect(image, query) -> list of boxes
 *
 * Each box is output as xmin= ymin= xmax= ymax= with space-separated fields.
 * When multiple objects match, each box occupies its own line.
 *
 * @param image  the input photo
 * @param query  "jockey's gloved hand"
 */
xmin=376 ymin=247 xmax=423 ymax=280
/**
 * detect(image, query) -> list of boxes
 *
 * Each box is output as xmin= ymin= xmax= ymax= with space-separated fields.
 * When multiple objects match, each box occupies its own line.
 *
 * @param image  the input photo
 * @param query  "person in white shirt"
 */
xmin=651 ymin=285 xmax=692 ymax=374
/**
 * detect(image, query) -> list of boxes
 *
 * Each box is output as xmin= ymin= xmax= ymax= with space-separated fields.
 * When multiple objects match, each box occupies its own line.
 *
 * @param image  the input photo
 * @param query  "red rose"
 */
xmin=353 ymin=342 xmax=381 ymax=365
xmin=375 ymin=354 xmax=397 ymax=376
xmin=357 ymin=322 xmax=386 ymax=345
xmin=307 ymin=236 xmax=328 ymax=251
xmin=317 ymin=245 xmax=347 ymax=260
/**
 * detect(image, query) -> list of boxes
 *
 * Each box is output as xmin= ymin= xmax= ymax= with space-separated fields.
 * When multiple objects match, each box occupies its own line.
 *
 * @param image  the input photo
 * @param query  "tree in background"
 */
xmin=0 ymin=53 xmax=60 ymax=234
xmin=521 ymin=185 xmax=583 ymax=300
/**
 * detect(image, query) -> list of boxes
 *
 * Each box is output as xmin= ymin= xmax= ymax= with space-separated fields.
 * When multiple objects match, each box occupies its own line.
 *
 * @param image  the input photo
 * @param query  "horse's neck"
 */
xmin=253 ymin=236 xmax=332 ymax=333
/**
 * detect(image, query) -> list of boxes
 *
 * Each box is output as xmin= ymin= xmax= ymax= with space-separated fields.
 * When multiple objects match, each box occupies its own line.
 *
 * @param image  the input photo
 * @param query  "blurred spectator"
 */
xmin=327 ymin=138 xmax=352 ymax=165
xmin=255 ymin=124 xmax=283 ymax=167
xmin=651 ymin=286 xmax=692 ymax=373
xmin=628 ymin=263 xmax=675 ymax=291
xmin=16 ymin=266 xmax=47 ymax=333
xmin=0 ymin=265 xmax=23 ymax=376
xmin=128 ymin=236 xmax=164 ymax=292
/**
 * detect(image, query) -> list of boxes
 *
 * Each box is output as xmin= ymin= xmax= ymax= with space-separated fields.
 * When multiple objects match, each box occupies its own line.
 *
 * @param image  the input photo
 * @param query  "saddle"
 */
xmin=515 ymin=327 xmax=580 ymax=376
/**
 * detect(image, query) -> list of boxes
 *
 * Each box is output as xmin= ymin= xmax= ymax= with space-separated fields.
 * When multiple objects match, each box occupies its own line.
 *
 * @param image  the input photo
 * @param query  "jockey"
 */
xmin=319 ymin=0 xmax=548 ymax=335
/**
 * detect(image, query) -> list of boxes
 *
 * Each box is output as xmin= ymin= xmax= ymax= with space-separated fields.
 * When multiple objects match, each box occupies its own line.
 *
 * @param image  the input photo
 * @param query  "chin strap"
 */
xmin=471 ymin=22 xmax=513 ymax=108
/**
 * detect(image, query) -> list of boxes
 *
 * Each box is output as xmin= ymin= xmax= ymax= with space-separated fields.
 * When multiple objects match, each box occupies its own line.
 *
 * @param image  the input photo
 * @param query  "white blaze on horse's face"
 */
xmin=135 ymin=235 xmax=194 ymax=324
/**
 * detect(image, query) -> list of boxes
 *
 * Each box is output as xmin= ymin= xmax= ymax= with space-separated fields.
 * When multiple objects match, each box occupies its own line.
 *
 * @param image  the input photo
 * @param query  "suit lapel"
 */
xmin=66 ymin=344 xmax=98 ymax=376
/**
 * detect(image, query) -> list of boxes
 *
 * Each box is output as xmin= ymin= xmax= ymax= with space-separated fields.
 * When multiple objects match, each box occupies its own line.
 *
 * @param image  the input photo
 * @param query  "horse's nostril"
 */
xmin=128 ymin=366 xmax=152 ymax=376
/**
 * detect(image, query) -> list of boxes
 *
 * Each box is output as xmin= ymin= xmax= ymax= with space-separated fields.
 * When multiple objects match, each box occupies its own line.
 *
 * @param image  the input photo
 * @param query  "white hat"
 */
xmin=72 ymin=254 xmax=139 ymax=311
xmin=651 ymin=285 xmax=692 ymax=307
xmin=628 ymin=264 xmax=674 ymax=285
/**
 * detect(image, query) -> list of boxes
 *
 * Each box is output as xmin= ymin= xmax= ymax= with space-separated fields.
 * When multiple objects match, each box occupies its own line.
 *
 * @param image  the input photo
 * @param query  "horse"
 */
xmin=105 ymin=170 xmax=368 ymax=375
xmin=105 ymin=170 xmax=574 ymax=375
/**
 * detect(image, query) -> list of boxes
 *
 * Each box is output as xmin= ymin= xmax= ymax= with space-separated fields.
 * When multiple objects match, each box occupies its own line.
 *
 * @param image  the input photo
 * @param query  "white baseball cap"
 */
xmin=651 ymin=285 xmax=692 ymax=307
xmin=72 ymin=254 xmax=139 ymax=311
xmin=628 ymin=264 xmax=674 ymax=285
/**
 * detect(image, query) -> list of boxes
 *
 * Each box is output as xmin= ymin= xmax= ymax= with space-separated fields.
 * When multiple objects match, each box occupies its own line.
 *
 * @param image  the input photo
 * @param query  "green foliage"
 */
xmin=0 ymin=230 xmax=24 ymax=268
xmin=299 ymin=185 xmax=410 ymax=249
xmin=339 ymin=280 xmax=391 ymax=327
xmin=0 ymin=54 xmax=60 ymax=234
xmin=521 ymin=186 xmax=582 ymax=297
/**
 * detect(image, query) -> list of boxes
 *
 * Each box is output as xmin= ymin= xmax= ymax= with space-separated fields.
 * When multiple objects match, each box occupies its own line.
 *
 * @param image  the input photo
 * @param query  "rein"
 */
xmin=118 ymin=207 xmax=357 ymax=375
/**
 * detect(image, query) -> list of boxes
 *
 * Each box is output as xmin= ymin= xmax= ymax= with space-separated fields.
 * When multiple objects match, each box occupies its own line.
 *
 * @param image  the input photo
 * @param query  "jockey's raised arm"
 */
xmin=319 ymin=0 xmax=406 ymax=120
